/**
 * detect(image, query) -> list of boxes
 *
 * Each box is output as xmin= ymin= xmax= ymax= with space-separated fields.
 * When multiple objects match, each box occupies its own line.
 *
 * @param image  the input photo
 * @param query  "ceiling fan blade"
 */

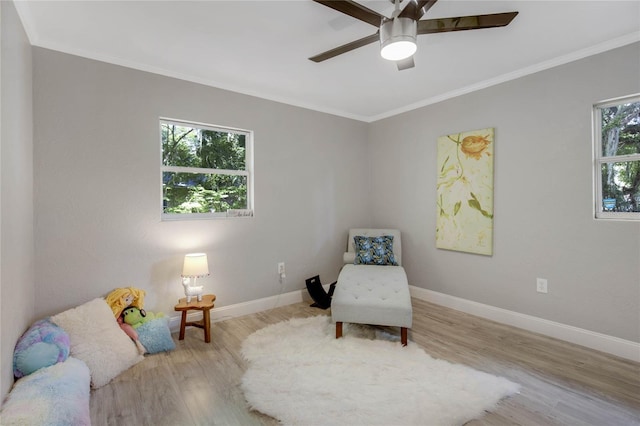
xmin=309 ymin=32 xmax=380 ymax=63
xmin=399 ymin=0 xmax=438 ymax=20
xmin=312 ymin=0 xmax=385 ymax=27
xmin=396 ymin=56 xmax=415 ymax=71
xmin=417 ymin=11 xmax=519 ymax=34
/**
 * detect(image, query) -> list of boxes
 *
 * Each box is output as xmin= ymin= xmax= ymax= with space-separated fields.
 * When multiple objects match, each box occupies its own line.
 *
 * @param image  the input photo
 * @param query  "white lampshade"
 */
xmin=380 ymin=17 xmax=417 ymax=61
xmin=181 ymin=253 xmax=210 ymax=278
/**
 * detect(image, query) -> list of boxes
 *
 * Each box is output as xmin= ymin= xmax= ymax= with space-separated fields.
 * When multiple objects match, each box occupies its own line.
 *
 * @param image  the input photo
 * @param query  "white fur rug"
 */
xmin=241 ymin=316 xmax=520 ymax=426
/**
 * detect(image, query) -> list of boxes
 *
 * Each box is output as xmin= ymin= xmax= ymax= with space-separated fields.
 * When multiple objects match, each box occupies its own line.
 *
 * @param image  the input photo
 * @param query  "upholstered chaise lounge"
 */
xmin=331 ymin=229 xmax=413 ymax=346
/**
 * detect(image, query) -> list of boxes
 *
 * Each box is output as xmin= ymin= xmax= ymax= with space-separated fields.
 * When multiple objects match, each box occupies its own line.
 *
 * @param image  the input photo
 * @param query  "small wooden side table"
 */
xmin=174 ymin=294 xmax=216 ymax=343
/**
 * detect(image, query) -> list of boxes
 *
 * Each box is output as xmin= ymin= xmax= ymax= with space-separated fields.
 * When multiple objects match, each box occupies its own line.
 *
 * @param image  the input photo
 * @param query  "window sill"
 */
xmin=161 ymin=210 xmax=254 ymax=221
xmin=594 ymin=212 xmax=640 ymax=221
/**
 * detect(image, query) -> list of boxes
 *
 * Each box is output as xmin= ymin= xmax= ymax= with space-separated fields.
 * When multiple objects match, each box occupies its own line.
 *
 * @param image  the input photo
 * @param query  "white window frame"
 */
xmin=160 ymin=118 xmax=254 ymax=220
xmin=593 ymin=94 xmax=640 ymax=221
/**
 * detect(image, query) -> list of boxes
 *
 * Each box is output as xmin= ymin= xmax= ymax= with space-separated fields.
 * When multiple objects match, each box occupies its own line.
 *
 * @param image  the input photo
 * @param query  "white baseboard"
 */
xmin=168 ymin=284 xmax=639 ymax=363
xmin=168 ymin=289 xmax=305 ymax=331
xmin=409 ymin=286 xmax=640 ymax=362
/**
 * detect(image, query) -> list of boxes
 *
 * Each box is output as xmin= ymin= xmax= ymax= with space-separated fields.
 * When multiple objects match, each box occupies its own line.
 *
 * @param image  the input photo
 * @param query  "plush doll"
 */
xmin=117 ymin=316 xmax=147 ymax=355
xmin=106 ymin=287 xmax=148 ymax=354
xmin=105 ymin=287 xmax=146 ymax=319
xmin=122 ymin=306 xmax=164 ymax=329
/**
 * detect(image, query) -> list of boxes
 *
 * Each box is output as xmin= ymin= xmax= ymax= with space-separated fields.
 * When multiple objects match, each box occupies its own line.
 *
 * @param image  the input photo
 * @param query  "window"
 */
xmin=593 ymin=94 xmax=640 ymax=220
xmin=161 ymin=119 xmax=253 ymax=219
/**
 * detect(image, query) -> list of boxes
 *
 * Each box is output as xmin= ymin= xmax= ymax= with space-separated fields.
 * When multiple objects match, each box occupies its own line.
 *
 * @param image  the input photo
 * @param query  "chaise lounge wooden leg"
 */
xmin=401 ymin=327 xmax=408 ymax=346
xmin=336 ymin=322 xmax=343 ymax=339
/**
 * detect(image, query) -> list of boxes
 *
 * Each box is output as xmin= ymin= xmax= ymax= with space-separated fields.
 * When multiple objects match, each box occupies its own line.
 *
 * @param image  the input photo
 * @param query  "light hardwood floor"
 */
xmin=90 ymin=298 xmax=640 ymax=425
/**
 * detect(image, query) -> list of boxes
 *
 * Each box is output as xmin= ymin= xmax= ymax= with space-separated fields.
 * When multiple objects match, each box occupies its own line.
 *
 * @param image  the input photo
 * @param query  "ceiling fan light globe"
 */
xmin=380 ymin=17 xmax=417 ymax=61
xmin=381 ymin=40 xmax=417 ymax=61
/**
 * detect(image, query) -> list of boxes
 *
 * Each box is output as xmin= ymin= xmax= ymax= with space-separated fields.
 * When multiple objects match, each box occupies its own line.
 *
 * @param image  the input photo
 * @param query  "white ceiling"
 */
xmin=14 ymin=0 xmax=640 ymax=122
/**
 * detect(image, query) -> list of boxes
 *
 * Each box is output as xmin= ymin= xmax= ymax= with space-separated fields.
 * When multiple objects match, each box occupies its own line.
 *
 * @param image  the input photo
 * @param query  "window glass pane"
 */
xmin=201 ymin=130 xmax=246 ymax=170
xmin=600 ymin=101 xmax=640 ymax=156
xmin=163 ymin=171 xmax=247 ymax=214
xmin=600 ymin=161 xmax=640 ymax=212
xmin=161 ymin=123 xmax=246 ymax=170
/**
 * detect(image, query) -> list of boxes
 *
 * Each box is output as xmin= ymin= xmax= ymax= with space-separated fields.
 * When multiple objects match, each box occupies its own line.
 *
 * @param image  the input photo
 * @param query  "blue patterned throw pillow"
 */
xmin=353 ymin=235 xmax=398 ymax=266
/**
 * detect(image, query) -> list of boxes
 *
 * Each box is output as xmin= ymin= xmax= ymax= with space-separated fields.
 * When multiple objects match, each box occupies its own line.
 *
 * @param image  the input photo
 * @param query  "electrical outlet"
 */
xmin=536 ymin=278 xmax=548 ymax=294
xmin=278 ymin=262 xmax=285 ymax=275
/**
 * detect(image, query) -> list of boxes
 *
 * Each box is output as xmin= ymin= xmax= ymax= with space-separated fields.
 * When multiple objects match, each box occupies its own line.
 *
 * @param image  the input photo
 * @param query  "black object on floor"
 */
xmin=305 ymin=275 xmax=336 ymax=309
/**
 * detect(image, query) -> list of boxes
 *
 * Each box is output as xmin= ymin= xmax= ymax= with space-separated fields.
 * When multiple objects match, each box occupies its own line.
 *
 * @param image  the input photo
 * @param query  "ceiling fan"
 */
xmin=310 ymin=0 xmax=519 ymax=70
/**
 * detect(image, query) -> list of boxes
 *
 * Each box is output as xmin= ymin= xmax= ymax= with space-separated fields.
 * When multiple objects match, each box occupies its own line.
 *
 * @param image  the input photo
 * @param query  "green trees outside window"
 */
xmin=161 ymin=120 xmax=252 ymax=216
xmin=595 ymin=95 xmax=640 ymax=218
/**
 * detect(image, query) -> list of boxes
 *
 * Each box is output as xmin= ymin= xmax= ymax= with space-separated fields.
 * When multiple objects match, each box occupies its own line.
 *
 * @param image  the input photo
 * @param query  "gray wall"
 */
xmin=368 ymin=43 xmax=640 ymax=342
xmin=2 ymin=21 xmax=637 ymax=405
xmin=33 ymin=48 xmax=370 ymax=318
xmin=0 ymin=1 xmax=35 ymax=400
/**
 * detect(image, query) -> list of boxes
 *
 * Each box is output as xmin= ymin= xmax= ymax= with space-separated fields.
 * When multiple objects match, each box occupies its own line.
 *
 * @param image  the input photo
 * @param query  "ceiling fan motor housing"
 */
xmin=380 ymin=17 xmax=417 ymax=61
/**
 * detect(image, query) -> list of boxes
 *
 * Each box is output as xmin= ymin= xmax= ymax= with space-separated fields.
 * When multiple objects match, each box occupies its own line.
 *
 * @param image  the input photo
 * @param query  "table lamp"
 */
xmin=181 ymin=253 xmax=209 ymax=303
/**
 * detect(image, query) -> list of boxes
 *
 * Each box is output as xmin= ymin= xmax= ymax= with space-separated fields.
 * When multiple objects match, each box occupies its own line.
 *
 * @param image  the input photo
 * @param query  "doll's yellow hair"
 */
xmin=105 ymin=287 xmax=146 ymax=318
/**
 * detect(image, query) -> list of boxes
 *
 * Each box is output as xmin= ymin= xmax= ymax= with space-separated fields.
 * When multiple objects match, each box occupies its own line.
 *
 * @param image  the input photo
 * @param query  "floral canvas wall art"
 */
xmin=436 ymin=128 xmax=494 ymax=255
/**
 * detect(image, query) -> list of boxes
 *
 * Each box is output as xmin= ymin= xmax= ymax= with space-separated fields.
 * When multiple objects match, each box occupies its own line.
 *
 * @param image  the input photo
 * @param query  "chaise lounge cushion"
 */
xmin=332 ymin=264 xmax=412 ymax=329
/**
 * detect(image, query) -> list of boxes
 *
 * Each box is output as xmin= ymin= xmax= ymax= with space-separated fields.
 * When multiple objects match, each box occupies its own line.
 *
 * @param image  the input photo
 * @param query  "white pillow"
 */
xmin=51 ymin=298 xmax=143 ymax=388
